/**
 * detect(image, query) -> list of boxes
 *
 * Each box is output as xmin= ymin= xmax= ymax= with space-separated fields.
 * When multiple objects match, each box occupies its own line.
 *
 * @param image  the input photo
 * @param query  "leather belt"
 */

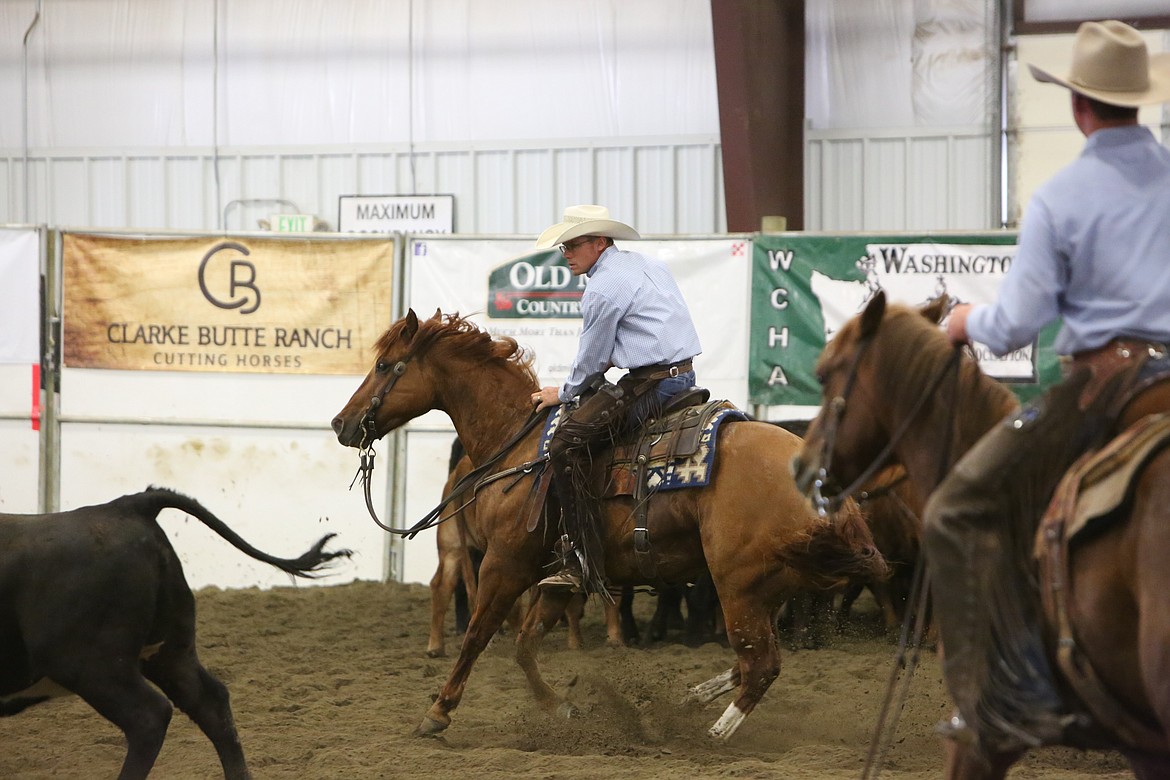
xmin=627 ymin=359 xmax=693 ymax=380
xmin=1060 ymin=338 xmax=1169 ymax=413
xmin=1063 ymin=339 xmax=1168 ymax=378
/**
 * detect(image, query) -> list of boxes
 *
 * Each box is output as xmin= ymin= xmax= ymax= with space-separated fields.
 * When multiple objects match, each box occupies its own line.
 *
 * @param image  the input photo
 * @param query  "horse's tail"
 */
xmin=782 ymin=499 xmax=889 ymax=591
xmin=131 ymin=485 xmax=353 ymax=578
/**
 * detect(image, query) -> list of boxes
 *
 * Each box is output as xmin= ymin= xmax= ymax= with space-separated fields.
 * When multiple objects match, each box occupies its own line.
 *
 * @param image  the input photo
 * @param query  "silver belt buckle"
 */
xmin=668 ymin=365 xmax=679 ymax=378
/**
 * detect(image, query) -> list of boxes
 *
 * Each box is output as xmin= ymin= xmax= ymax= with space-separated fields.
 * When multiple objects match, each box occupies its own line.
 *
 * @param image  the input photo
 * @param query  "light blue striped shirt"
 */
xmin=559 ymin=245 xmax=702 ymax=401
xmin=967 ymin=125 xmax=1170 ymax=356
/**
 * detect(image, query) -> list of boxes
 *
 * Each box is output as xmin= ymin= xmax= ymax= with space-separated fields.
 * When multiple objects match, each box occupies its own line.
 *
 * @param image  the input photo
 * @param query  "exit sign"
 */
xmin=270 ymin=214 xmax=315 ymax=232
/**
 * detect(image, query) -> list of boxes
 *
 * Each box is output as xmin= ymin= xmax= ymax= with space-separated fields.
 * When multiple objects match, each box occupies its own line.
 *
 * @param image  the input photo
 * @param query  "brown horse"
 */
xmin=332 ymin=309 xmax=887 ymax=740
xmin=790 ymin=291 xmax=1170 ymax=779
xmin=427 ymin=451 xmax=616 ymax=657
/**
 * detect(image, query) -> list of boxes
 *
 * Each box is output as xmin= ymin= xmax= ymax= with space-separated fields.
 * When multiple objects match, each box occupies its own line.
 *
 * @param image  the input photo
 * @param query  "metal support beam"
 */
xmin=710 ymin=0 xmax=805 ymax=232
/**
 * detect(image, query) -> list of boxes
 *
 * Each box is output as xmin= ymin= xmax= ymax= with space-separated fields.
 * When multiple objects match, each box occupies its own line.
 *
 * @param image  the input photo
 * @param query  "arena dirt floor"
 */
xmin=2 ymin=579 xmax=1135 ymax=779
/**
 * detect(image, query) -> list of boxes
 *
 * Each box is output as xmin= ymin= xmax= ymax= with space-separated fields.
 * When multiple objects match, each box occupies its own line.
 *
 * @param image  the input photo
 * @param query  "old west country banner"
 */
xmin=63 ymin=233 xmax=394 ymax=374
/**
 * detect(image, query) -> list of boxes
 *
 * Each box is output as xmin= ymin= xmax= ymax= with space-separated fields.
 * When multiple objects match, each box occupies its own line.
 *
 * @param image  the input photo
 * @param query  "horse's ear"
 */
xmin=921 ymin=295 xmax=948 ymax=325
xmin=859 ymin=290 xmax=886 ymax=338
xmin=432 ymin=307 xmax=442 ymax=320
xmin=403 ymin=309 xmax=419 ymax=343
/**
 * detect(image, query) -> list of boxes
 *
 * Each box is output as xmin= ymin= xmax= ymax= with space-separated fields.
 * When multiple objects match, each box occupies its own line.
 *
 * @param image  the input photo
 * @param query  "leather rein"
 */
xmin=808 ymin=332 xmax=964 ymax=780
xmin=350 ymin=348 xmax=548 ymax=538
xmin=810 ymin=337 xmax=963 ymax=517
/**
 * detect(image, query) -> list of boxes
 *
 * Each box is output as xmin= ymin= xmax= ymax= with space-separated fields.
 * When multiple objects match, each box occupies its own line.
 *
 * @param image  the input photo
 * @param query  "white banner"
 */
xmin=398 ymin=236 xmax=751 ymax=585
xmin=407 ymin=236 xmax=750 ymax=410
xmin=0 ymin=228 xmax=40 ymax=365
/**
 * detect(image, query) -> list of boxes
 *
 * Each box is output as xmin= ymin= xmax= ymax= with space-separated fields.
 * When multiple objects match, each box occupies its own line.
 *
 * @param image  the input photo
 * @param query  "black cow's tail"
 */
xmin=134 ymin=486 xmax=352 ymax=578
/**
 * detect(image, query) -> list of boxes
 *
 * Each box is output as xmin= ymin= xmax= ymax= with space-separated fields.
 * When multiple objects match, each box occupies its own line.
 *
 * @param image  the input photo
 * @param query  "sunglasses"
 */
xmin=557 ymin=236 xmax=596 ymax=254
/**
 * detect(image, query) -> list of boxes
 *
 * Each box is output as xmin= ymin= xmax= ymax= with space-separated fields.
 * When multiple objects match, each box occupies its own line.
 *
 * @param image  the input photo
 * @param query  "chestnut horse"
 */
xmin=427 ymin=448 xmax=618 ymax=657
xmin=332 ymin=309 xmax=887 ymax=740
xmin=791 ymin=291 xmax=1170 ymax=779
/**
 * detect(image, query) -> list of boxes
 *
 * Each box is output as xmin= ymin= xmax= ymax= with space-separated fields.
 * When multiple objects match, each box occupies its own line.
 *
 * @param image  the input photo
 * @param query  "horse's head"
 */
xmin=791 ymin=290 xmax=951 ymax=505
xmin=331 ymin=308 xmax=537 ymax=448
xmin=331 ymin=308 xmax=447 ymax=447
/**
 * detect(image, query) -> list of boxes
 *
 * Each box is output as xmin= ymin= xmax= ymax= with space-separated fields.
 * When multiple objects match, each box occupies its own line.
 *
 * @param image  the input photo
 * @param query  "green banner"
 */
xmin=749 ymin=233 xmax=1062 ymax=406
xmin=487 ymin=249 xmax=585 ymax=318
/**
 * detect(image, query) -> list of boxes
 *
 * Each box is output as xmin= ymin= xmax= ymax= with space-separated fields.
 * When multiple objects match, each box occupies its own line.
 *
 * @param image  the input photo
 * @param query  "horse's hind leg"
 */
xmin=563 ymin=592 xmax=586 ymax=650
xmin=515 ymin=588 xmax=577 ymax=712
xmin=706 ymin=594 xmax=780 ymax=740
xmin=426 ymin=549 xmax=462 ymax=657
xmin=416 ymin=563 xmax=530 ymax=737
xmin=683 ymin=666 xmax=740 ymax=703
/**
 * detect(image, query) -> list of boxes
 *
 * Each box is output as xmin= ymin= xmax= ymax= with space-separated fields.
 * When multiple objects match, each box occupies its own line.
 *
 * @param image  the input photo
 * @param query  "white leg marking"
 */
xmin=708 ymin=702 xmax=747 ymax=740
xmin=683 ymin=667 xmax=737 ymax=704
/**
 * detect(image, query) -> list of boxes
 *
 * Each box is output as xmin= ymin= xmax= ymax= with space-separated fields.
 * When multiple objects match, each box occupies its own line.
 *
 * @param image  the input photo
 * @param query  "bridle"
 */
xmin=810 ymin=335 xmax=963 ymax=517
xmin=350 ymin=350 xmax=416 ymax=533
xmin=349 ymin=345 xmax=549 ymax=537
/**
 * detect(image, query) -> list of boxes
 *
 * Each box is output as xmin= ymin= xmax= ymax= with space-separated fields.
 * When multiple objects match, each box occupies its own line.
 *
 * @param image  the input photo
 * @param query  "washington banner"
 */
xmin=63 ymin=233 xmax=394 ymax=374
xmin=749 ymin=233 xmax=1062 ymax=407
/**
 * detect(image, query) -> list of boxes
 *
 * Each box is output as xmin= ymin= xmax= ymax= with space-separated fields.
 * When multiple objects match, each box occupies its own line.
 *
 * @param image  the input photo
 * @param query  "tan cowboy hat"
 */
xmin=534 ymin=204 xmax=640 ymax=250
xmin=1028 ymin=20 xmax=1170 ymax=107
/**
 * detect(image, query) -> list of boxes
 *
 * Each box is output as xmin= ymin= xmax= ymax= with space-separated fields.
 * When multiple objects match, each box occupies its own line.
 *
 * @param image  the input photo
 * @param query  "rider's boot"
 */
xmin=539 ymin=534 xmax=584 ymax=593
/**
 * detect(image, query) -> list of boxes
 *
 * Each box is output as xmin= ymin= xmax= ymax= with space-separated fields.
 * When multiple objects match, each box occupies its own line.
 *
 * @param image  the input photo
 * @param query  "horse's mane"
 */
xmin=854 ymin=300 xmax=1018 ymax=440
xmin=376 ymin=311 xmax=539 ymax=388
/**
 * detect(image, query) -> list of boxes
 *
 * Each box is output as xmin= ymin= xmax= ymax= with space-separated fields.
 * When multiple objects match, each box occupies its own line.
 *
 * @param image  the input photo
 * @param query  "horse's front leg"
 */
xmin=515 ymin=588 xmax=576 ymax=712
xmin=415 ymin=558 xmax=531 ymax=737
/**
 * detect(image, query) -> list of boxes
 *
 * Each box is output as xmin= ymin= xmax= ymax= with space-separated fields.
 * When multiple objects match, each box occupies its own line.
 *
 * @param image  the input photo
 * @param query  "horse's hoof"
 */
xmin=413 ymin=713 xmax=450 ymax=737
xmin=556 ymin=701 xmax=581 ymax=719
xmin=425 ymin=648 xmax=445 ymax=659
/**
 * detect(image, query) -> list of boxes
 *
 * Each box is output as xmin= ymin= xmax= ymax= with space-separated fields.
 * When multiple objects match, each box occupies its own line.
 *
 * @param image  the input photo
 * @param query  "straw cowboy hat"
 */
xmin=535 ymin=204 xmax=640 ymax=250
xmin=1028 ymin=19 xmax=1170 ymax=106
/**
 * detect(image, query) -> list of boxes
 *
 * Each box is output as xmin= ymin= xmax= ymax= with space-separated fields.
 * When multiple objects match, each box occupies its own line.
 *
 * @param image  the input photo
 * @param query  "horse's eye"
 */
xmin=376 ymin=360 xmax=390 ymax=373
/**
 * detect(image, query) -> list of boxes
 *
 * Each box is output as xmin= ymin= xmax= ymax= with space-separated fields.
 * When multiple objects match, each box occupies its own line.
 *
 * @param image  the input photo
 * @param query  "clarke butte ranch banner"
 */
xmin=63 ymin=233 xmax=394 ymax=375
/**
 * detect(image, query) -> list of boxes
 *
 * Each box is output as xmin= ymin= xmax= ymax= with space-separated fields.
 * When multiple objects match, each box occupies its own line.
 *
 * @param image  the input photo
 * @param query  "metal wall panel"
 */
xmin=805 ymin=127 xmax=996 ymax=232
xmin=4 ymin=138 xmax=724 ymax=237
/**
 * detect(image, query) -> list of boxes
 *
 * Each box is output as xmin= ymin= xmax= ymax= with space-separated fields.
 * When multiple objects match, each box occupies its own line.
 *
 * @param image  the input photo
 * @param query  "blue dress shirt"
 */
xmin=967 ymin=125 xmax=1170 ymax=356
xmin=559 ymin=245 xmax=702 ymax=401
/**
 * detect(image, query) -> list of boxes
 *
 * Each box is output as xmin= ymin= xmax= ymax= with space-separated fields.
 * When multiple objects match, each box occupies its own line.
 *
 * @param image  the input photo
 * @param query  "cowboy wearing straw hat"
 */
xmin=929 ymin=20 xmax=1170 ymax=753
xmin=531 ymin=205 xmax=702 ymax=595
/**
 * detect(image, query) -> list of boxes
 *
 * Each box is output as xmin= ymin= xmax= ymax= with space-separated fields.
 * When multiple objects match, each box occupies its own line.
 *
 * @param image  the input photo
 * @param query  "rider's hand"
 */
xmin=531 ymin=385 xmax=563 ymax=411
xmin=946 ymin=303 xmax=973 ymax=346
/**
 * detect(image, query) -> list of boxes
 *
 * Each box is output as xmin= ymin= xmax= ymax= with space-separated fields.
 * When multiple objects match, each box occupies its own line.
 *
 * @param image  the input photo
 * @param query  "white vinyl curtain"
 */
xmin=1 ymin=0 xmax=720 ymax=150
xmin=806 ymin=0 xmax=996 ymax=129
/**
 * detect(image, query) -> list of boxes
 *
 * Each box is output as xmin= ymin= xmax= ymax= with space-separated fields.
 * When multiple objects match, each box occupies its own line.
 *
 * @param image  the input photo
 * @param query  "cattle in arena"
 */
xmin=772 ymin=422 xmax=923 ymax=647
xmin=783 ymin=467 xmax=926 ymax=649
xmin=0 ymin=486 xmax=350 ymax=780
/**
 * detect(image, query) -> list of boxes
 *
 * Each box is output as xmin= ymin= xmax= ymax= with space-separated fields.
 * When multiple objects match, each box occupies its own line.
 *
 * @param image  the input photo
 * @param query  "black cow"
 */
xmin=0 ymin=486 xmax=350 ymax=780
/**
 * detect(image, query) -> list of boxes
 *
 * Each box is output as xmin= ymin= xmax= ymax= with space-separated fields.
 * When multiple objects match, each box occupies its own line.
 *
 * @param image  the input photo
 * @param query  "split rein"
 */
xmin=348 ymin=350 xmax=548 ymax=538
xmin=809 ymin=337 xmax=964 ymax=780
